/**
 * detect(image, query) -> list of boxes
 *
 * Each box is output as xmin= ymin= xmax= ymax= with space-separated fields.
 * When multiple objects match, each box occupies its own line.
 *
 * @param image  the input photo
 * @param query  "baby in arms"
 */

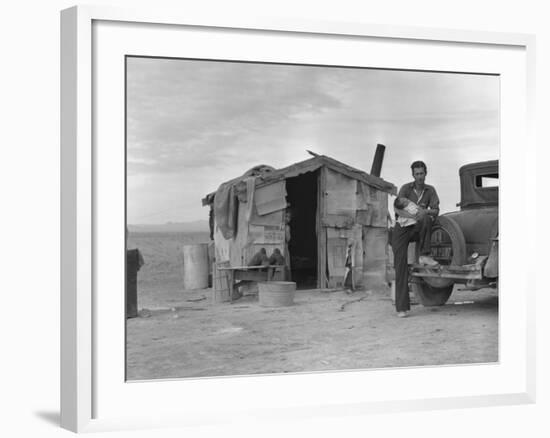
xmin=394 ymin=197 xmax=420 ymax=228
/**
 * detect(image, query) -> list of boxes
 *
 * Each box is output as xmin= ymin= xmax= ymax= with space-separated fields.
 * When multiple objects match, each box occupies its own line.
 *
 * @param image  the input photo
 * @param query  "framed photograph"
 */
xmin=61 ymin=5 xmax=536 ymax=433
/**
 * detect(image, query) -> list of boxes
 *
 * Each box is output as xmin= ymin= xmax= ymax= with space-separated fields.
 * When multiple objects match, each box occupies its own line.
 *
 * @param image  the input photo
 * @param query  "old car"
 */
xmin=409 ymin=160 xmax=499 ymax=306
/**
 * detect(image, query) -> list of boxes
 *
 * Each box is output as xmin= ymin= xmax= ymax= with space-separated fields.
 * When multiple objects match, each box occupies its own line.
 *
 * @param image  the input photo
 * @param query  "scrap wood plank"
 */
xmin=255 ymin=181 xmax=287 ymax=215
xmin=234 ymin=270 xmax=272 ymax=282
xmin=322 ymin=214 xmax=355 ymax=228
xmin=218 ymin=265 xmax=284 ymax=270
xmin=185 ymin=296 xmax=207 ymax=302
xmin=326 ymin=234 xmax=347 ymax=288
xmin=339 ymin=295 xmax=368 ymax=312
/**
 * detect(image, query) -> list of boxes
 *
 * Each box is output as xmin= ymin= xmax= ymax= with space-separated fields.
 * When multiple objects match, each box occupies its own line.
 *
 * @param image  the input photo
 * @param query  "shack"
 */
xmin=202 ymin=153 xmax=397 ymax=298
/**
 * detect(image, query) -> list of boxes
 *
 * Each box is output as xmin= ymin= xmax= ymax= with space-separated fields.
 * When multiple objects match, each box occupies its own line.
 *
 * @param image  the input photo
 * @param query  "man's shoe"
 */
xmin=397 ymin=311 xmax=408 ymax=318
xmin=419 ymin=255 xmax=439 ymax=267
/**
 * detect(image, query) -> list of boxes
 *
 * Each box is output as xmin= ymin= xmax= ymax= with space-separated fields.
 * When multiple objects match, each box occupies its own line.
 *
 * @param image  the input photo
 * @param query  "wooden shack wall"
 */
xmin=244 ymin=181 xmax=286 ymax=263
xmin=212 ymin=168 xmax=390 ymax=290
xmin=357 ymin=182 xmax=389 ymax=288
xmin=325 ymin=225 xmax=363 ymax=288
xmin=321 ymin=168 xmax=389 ymax=289
xmin=356 ymin=181 xmax=389 ymax=227
xmin=362 ymin=225 xmax=389 ymax=288
xmin=213 ymin=182 xmax=286 ymax=268
xmin=245 ymin=208 xmax=285 ymax=264
xmin=322 ymin=168 xmax=364 ymax=288
xmin=358 ymin=193 xmax=388 ymax=287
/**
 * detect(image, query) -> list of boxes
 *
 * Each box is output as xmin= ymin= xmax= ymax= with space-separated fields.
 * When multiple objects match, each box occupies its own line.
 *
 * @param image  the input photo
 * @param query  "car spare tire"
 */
xmin=423 ymin=215 xmax=467 ymax=289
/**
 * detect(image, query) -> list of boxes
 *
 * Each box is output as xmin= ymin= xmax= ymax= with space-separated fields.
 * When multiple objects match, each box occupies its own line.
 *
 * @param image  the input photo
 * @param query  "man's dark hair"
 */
xmin=410 ymin=160 xmax=427 ymax=173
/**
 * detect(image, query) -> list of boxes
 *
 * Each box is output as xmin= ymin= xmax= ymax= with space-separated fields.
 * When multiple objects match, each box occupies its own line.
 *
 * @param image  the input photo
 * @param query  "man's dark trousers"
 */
xmin=392 ymin=215 xmax=434 ymax=312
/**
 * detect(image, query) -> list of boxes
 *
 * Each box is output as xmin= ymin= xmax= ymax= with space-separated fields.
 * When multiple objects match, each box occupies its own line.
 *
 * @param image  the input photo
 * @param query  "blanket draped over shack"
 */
xmin=212 ymin=165 xmax=276 ymax=240
xmin=213 ymin=182 xmax=239 ymax=240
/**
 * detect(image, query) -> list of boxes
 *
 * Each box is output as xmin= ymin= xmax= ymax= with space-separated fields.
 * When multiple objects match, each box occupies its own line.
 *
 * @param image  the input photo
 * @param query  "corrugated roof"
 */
xmin=202 ymin=154 xmax=397 ymax=205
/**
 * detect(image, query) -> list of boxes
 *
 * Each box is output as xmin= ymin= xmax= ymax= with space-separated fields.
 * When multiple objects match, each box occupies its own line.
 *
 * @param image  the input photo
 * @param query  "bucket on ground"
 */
xmin=258 ymin=281 xmax=296 ymax=307
xmin=181 ymin=244 xmax=209 ymax=290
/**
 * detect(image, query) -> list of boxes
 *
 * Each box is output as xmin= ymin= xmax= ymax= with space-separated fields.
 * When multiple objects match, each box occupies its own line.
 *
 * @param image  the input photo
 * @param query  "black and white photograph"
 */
xmin=3 ymin=0 xmax=547 ymax=435
xmin=125 ymin=56 xmax=499 ymax=380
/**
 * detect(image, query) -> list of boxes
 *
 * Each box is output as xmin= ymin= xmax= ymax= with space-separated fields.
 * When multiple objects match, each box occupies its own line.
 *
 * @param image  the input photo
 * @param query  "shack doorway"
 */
xmin=285 ymin=171 xmax=319 ymax=289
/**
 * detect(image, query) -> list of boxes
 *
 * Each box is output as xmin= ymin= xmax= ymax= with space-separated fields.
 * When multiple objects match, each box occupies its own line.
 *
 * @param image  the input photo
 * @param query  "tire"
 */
xmin=423 ymin=216 xmax=467 ymax=289
xmin=410 ymin=281 xmax=453 ymax=306
xmin=412 ymin=216 xmax=466 ymax=306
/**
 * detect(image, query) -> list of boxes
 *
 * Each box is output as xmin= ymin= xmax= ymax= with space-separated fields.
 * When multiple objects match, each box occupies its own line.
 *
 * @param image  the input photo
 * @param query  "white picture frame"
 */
xmin=60 ymin=5 xmax=536 ymax=433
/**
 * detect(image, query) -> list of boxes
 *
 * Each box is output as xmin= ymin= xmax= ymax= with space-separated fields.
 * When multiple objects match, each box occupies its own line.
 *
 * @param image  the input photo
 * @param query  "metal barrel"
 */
xmin=181 ymin=244 xmax=209 ymax=290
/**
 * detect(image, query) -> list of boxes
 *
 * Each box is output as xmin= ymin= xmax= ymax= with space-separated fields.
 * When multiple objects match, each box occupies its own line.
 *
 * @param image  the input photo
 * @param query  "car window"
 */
xmin=475 ymin=173 xmax=499 ymax=188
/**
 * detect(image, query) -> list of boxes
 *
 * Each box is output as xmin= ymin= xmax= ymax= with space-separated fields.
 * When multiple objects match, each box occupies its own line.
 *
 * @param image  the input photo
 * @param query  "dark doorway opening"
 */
xmin=286 ymin=171 xmax=318 ymax=289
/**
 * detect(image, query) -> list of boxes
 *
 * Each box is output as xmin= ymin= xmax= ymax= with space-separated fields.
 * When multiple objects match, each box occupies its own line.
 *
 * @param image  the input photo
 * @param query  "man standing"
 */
xmin=392 ymin=161 xmax=440 ymax=318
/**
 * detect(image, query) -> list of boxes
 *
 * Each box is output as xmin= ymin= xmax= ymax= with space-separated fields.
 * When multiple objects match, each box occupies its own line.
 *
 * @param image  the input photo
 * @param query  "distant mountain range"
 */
xmin=128 ymin=220 xmax=209 ymax=233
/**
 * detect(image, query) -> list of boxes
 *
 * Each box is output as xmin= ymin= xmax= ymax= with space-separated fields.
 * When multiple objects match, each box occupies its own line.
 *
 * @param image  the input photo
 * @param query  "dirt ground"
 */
xmin=126 ymin=283 xmax=498 ymax=380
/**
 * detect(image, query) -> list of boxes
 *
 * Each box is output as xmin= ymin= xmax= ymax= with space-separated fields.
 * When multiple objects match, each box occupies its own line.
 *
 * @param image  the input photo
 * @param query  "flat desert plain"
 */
xmin=126 ymin=231 xmax=498 ymax=380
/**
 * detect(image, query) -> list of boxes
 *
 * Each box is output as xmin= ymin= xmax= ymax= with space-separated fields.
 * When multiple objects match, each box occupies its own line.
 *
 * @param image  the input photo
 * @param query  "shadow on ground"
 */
xmin=34 ymin=411 xmax=59 ymax=427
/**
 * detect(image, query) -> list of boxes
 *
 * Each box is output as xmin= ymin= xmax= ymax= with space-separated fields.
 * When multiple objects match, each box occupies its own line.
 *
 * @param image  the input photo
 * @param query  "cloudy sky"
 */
xmin=126 ymin=57 xmax=499 ymax=224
